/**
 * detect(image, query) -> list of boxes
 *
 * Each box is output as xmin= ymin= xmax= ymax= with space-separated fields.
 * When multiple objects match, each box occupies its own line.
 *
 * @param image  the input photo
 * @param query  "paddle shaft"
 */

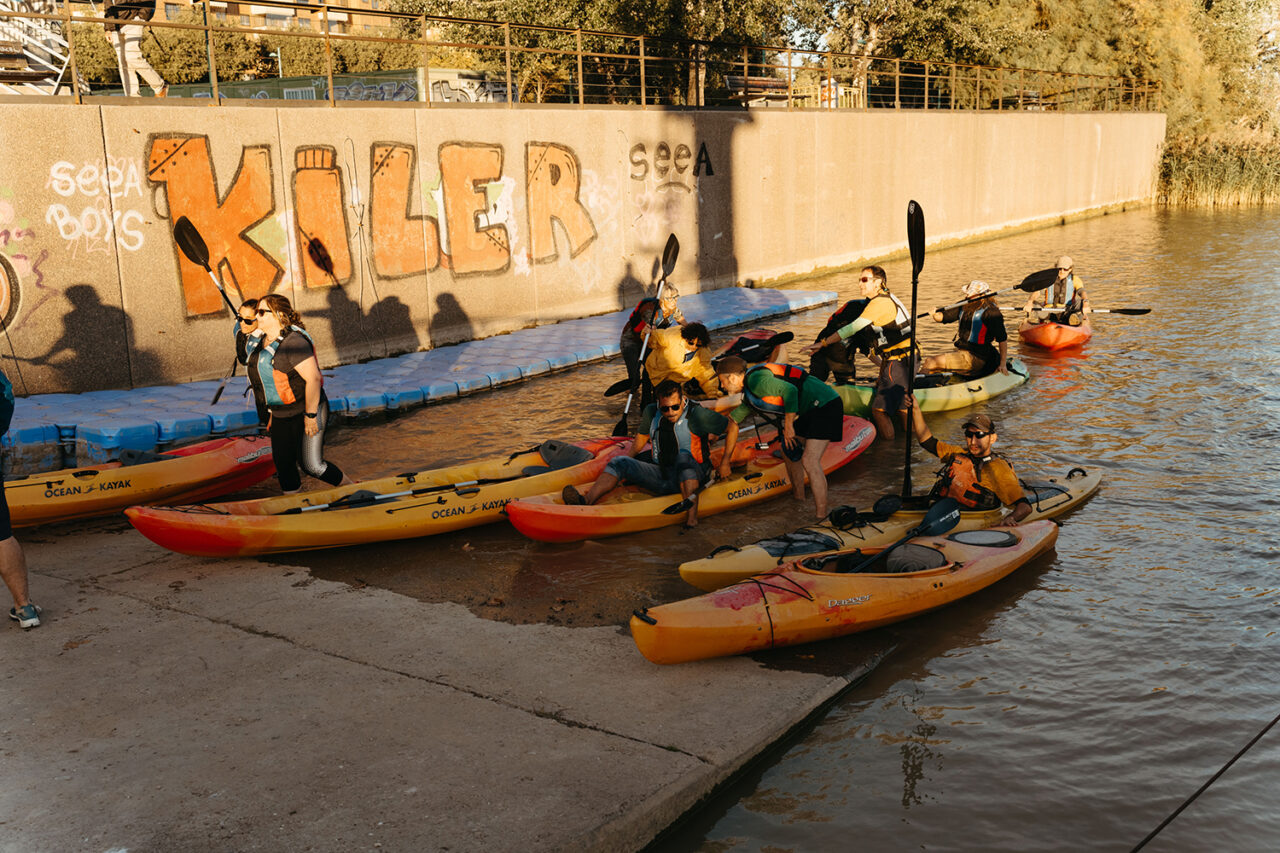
xmin=904 ymin=201 xmax=925 ymax=499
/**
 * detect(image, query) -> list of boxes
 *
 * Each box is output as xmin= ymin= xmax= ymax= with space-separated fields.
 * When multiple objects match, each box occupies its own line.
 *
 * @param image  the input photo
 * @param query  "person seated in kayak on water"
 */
xmin=807 ymin=296 xmax=870 ymax=385
xmin=619 ymin=286 xmax=684 ymax=400
xmin=563 ymin=379 xmax=733 ymax=528
xmin=921 ymin=280 xmax=1009 ymax=379
xmin=644 ymin=322 xmax=723 ymax=399
xmin=1023 ymin=255 xmax=1091 ymax=326
xmin=800 ymin=265 xmax=916 ymax=441
xmin=906 ymin=397 xmax=1031 ymax=526
xmin=714 ymin=356 xmax=843 ymax=521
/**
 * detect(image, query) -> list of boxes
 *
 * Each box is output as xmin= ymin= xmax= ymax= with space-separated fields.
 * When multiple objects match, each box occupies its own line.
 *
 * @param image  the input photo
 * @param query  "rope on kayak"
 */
xmin=1131 ymin=709 xmax=1280 ymax=851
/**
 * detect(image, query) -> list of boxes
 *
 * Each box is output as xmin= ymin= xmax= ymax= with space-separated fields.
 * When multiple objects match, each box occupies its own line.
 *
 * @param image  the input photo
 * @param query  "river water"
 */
xmin=299 ymin=206 xmax=1279 ymax=851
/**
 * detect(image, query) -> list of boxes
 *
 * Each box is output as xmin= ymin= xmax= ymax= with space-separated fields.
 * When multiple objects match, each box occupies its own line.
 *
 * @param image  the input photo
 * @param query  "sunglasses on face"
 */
xmin=256 ymin=308 xmax=271 ymax=317
xmin=859 ymin=276 xmax=874 ymax=283
xmin=964 ymin=430 xmax=991 ymax=440
xmin=659 ymin=402 xmax=682 ymax=413
xmin=239 ymin=315 xmax=256 ymax=323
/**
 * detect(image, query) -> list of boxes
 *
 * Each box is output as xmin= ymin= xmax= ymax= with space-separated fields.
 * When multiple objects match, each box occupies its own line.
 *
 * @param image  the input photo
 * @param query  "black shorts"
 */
xmin=0 ymin=478 xmax=12 ymax=541
xmin=792 ymin=398 xmax=844 ymax=447
xmin=872 ymin=357 xmax=912 ymax=413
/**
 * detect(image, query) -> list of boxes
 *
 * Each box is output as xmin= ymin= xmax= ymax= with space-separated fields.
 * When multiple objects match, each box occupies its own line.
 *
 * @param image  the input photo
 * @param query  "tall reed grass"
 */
xmin=1160 ymin=137 xmax=1280 ymax=205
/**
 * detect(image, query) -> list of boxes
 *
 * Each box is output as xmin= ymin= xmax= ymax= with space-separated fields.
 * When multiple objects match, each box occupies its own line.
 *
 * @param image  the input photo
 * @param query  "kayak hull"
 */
xmin=835 ymin=359 xmax=1029 ymax=416
xmin=632 ymin=520 xmax=1059 ymax=664
xmin=125 ymin=436 xmax=629 ymax=557
xmin=8 ymin=436 xmax=275 ymax=527
xmin=679 ymin=467 xmax=1100 ymax=591
xmin=1018 ymin=320 xmax=1092 ymax=350
xmin=505 ymin=417 xmax=876 ymax=543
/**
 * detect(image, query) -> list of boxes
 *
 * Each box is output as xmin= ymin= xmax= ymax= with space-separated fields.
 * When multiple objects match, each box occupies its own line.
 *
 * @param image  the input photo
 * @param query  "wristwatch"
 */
xmin=305 ymin=412 xmax=317 ymax=419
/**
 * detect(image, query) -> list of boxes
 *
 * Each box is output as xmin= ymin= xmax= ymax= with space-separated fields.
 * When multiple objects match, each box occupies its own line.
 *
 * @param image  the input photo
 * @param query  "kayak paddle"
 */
xmin=173 ymin=216 xmax=238 ymax=314
xmin=917 ymin=268 xmax=1059 ymax=319
xmin=1022 ymin=306 xmax=1151 ymax=316
xmin=903 ymin=200 xmax=925 ymax=498
xmin=837 ymin=497 xmax=962 ymax=574
xmin=284 ymin=476 xmax=520 ymax=513
xmin=210 ymin=357 xmax=237 ymax=405
xmin=614 ymin=233 xmax=679 ymax=436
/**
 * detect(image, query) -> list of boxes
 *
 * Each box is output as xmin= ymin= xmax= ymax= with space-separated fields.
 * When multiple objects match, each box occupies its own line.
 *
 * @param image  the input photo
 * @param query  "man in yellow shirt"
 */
xmin=644 ymin=322 xmax=722 ymax=399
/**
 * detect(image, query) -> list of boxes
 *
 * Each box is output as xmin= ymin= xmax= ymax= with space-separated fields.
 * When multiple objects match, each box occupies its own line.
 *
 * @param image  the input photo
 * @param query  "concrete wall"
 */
xmin=0 ymin=100 xmax=1165 ymax=394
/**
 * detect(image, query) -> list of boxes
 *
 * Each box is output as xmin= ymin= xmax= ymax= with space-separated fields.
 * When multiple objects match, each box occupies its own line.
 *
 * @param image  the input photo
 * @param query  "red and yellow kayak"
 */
xmin=631 ymin=520 xmax=1059 ymax=664
xmin=1019 ymin=319 xmax=1092 ymax=350
xmin=9 ymin=435 xmax=274 ymax=527
xmin=504 ymin=417 xmax=876 ymax=543
xmin=125 ymin=437 xmax=628 ymax=557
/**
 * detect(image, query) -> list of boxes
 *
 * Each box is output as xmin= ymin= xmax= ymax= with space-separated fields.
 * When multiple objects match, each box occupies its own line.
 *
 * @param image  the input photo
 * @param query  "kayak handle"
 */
xmin=632 ymin=608 xmax=657 ymax=626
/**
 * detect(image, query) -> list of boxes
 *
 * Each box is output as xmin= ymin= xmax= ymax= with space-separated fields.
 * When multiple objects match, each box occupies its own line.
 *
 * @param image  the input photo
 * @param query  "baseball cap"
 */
xmin=962 ymin=414 xmax=996 ymax=433
xmin=1056 ymin=255 xmax=1073 ymax=271
xmin=962 ymin=280 xmax=990 ymax=298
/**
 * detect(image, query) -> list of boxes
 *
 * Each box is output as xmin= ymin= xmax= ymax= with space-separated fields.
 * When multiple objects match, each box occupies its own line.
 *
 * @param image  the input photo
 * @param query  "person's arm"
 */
xmin=630 ymin=433 xmax=650 ymax=457
xmin=295 ymin=355 xmax=324 ymax=436
xmin=904 ymin=394 xmax=940 ymax=454
xmin=998 ymin=339 xmax=1008 ymax=374
xmin=692 ymin=350 xmax=722 ymax=397
xmin=717 ymin=407 xmax=747 ymax=479
xmin=989 ymin=460 xmax=1032 ymax=526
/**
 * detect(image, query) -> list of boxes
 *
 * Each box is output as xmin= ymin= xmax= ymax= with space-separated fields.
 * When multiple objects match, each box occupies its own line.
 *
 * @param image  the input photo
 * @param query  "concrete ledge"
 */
xmin=1 ymin=524 xmax=882 ymax=851
xmin=4 ymin=288 xmax=834 ymax=472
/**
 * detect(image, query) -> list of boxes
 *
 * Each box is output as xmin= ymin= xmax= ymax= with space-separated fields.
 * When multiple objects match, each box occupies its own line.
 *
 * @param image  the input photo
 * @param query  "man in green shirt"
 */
xmin=714 ymin=356 xmax=844 ymax=519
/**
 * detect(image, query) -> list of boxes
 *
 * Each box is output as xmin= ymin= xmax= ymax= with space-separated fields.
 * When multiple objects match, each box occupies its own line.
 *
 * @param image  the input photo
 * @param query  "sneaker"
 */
xmin=9 ymin=603 xmax=40 ymax=629
xmin=561 ymin=485 xmax=585 ymax=505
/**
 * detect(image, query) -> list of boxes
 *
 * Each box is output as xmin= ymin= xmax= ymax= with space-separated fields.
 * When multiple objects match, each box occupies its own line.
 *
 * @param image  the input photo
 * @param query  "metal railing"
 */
xmin=0 ymin=0 xmax=1162 ymax=111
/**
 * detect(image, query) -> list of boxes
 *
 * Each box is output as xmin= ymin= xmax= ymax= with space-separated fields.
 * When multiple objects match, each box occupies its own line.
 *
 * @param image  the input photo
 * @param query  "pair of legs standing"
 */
xmin=111 ymin=23 xmax=165 ymax=97
xmin=0 ymin=484 xmax=38 ymax=629
xmin=268 ymin=397 xmax=348 ymax=494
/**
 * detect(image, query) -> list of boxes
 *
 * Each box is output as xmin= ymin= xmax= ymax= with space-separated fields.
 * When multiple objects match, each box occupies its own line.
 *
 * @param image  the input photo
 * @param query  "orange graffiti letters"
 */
xmin=370 ymin=143 xmax=441 ymax=277
xmin=293 ymin=146 xmax=352 ymax=287
xmin=439 ymin=142 xmax=509 ymax=277
xmin=526 ymin=142 xmax=597 ymax=263
xmin=147 ymin=135 xmax=280 ymax=315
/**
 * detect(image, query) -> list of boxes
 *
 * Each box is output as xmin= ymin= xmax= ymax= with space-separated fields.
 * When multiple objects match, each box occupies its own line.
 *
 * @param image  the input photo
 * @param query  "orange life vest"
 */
xmin=933 ymin=454 xmax=1002 ymax=510
xmin=744 ymin=363 xmax=807 ymax=415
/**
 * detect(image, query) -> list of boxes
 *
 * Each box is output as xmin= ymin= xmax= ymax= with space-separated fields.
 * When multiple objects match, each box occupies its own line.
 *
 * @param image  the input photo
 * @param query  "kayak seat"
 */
xmin=535 ymin=440 xmax=593 ymax=471
xmin=1020 ymin=480 xmax=1069 ymax=502
xmin=884 ymin=544 xmax=948 ymax=573
xmin=117 ymin=448 xmax=167 ymax=466
xmin=326 ymin=489 xmax=381 ymax=509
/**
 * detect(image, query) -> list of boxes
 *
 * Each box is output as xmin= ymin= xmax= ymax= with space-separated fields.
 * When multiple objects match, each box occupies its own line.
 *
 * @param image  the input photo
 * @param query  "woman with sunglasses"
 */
xmin=245 ymin=294 xmax=349 ymax=494
xmin=905 ymin=397 xmax=1030 ymax=526
xmin=234 ymin=298 xmax=269 ymax=426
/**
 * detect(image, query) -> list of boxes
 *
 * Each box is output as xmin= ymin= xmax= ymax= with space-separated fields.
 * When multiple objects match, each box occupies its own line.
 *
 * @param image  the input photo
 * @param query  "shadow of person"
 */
xmin=614 ymin=261 xmax=644 ymax=311
xmin=428 ymin=291 xmax=473 ymax=349
xmin=367 ymin=295 xmax=420 ymax=357
xmin=316 ymin=286 xmax=375 ymax=363
xmin=26 ymin=283 xmax=163 ymax=390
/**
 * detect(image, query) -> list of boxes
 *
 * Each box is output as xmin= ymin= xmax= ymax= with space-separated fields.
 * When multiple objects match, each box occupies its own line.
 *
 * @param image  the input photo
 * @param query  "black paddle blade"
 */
xmin=173 ymin=216 xmax=212 ymax=270
xmin=612 ymin=412 xmax=630 ymax=437
xmin=604 ymin=377 xmax=632 ymax=397
xmin=1017 ymin=268 xmax=1058 ymax=293
xmin=210 ymin=382 xmax=226 ymax=406
xmin=661 ymin=234 xmax=679 ymax=279
xmin=912 ymin=497 xmax=962 ymax=537
xmin=307 ymin=237 xmax=336 ymax=277
xmin=907 ymin=201 xmax=925 ymax=279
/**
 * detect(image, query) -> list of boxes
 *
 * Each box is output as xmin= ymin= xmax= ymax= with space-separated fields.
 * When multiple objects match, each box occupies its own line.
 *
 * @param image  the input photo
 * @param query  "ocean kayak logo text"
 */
xmin=45 ymin=479 xmax=131 ymax=499
xmin=726 ymin=477 xmax=786 ymax=501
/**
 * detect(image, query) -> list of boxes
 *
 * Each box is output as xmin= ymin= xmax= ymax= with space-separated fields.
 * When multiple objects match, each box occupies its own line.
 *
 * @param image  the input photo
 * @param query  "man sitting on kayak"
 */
xmin=644 ymin=322 xmax=723 ymax=399
xmin=1023 ymin=255 xmax=1091 ymax=326
xmin=921 ymin=280 xmax=1009 ymax=379
xmin=715 ymin=356 xmax=843 ymax=520
xmin=563 ymin=379 xmax=733 ymax=528
xmin=906 ymin=398 xmax=1030 ymax=525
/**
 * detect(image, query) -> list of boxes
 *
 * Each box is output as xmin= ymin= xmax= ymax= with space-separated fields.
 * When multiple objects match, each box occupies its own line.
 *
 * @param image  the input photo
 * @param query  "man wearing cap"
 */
xmin=922 ymin=280 xmax=1008 ymax=378
xmin=1023 ymin=255 xmax=1091 ymax=325
xmin=906 ymin=397 xmax=1031 ymax=525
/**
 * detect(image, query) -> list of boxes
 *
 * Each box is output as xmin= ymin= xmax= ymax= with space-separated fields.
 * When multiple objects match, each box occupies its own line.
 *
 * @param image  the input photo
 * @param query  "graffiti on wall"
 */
xmin=45 ymin=157 xmax=148 ymax=257
xmin=146 ymin=135 xmax=602 ymax=315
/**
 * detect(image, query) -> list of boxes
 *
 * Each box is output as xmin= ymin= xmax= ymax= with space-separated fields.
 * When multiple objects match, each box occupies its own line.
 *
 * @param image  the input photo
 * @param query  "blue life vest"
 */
xmin=744 ymin=363 xmax=807 ymax=416
xmin=247 ymin=326 xmax=315 ymax=408
xmin=649 ymin=402 xmax=708 ymax=466
xmin=0 ymin=368 xmax=13 ymax=435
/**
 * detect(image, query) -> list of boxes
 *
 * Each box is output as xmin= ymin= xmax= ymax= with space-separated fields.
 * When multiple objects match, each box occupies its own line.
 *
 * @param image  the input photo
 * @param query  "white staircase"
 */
xmin=0 ymin=0 xmax=78 ymax=95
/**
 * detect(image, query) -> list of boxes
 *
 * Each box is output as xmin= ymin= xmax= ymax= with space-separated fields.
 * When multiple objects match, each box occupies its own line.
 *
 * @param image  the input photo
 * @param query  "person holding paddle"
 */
xmin=906 ymin=397 xmax=1030 ymax=525
xmin=922 ymin=280 xmax=1009 ymax=378
xmin=620 ymin=287 xmax=684 ymax=405
xmin=247 ymin=295 xmax=351 ymax=495
xmin=714 ymin=356 xmax=842 ymax=520
xmin=802 ymin=265 xmax=915 ymax=441
xmin=563 ymin=379 xmax=731 ymax=528
xmin=1023 ymin=255 xmax=1091 ymax=325
xmin=234 ymin=298 xmax=269 ymax=425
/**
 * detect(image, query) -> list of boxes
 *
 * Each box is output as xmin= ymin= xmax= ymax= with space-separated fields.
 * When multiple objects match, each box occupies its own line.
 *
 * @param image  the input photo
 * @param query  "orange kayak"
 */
xmin=1019 ymin=319 xmax=1092 ymax=350
xmin=631 ymin=520 xmax=1059 ymax=664
xmin=9 ymin=435 xmax=274 ymax=527
xmin=125 ymin=437 xmax=628 ymax=557
xmin=505 ymin=417 xmax=876 ymax=543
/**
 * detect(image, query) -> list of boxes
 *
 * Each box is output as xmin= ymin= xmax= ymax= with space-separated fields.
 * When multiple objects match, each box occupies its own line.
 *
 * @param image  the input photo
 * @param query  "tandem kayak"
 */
xmin=834 ymin=359 xmax=1029 ymax=416
xmin=9 ymin=435 xmax=275 ymax=527
xmin=504 ymin=416 xmax=876 ymax=543
xmin=125 ymin=437 xmax=629 ymax=557
xmin=632 ymin=520 xmax=1059 ymax=664
xmin=1018 ymin=320 xmax=1092 ymax=350
xmin=678 ymin=467 xmax=1100 ymax=592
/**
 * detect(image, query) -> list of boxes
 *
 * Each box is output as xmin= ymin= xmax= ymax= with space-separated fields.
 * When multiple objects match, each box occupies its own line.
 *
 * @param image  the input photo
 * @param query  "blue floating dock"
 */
xmin=3 ymin=287 xmax=834 ymax=473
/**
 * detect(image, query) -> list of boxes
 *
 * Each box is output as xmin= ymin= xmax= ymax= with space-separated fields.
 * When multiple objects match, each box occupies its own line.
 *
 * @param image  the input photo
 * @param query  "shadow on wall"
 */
xmin=368 ymin=296 xmax=419 ymax=358
xmin=614 ymin=260 xmax=644 ymax=311
xmin=428 ymin=291 xmax=473 ymax=348
xmin=25 ymin=284 xmax=160 ymax=392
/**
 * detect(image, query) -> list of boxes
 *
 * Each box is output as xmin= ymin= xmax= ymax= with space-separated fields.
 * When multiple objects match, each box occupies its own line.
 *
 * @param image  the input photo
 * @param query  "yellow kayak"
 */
xmin=7 ymin=435 xmax=275 ymax=527
xmin=835 ymin=359 xmax=1029 ymax=415
xmin=679 ymin=467 xmax=1100 ymax=592
xmin=126 ymin=437 xmax=629 ymax=556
